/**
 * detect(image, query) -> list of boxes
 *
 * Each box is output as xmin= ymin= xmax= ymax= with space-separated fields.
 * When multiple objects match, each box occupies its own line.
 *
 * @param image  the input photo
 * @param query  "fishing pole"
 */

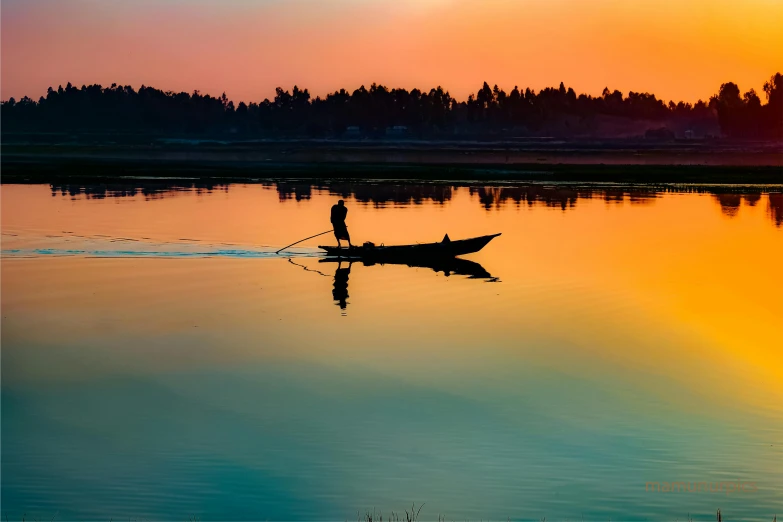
xmin=276 ymin=229 xmax=333 ymax=254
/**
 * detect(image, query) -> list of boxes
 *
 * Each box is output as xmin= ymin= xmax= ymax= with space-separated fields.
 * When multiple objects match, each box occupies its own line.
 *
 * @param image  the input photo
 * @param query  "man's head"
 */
xmin=337 ymin=200 xmax=345 ymax=206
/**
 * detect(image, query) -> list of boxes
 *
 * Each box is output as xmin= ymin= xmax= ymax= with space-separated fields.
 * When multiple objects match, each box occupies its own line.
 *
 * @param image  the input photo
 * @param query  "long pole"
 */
xmin=276 ymin=229 xmax=333 ymax=254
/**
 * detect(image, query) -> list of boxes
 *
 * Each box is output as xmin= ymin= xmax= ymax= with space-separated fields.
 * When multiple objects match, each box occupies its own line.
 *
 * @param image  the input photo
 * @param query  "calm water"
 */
xmin=2 ymin=182 xmax=782 ymax=521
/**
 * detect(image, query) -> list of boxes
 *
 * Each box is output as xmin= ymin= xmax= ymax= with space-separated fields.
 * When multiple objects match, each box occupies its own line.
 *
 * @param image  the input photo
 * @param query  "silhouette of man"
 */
xmin=332 ymin=262 xmax=351 ymax=311
xmin=330 ymin=199 xmax=352 ymax=248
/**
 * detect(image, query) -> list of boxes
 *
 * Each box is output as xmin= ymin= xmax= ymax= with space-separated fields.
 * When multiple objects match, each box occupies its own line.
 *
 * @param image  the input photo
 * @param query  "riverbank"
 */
xmin=2 ymin=139 xmax=781 ymax=184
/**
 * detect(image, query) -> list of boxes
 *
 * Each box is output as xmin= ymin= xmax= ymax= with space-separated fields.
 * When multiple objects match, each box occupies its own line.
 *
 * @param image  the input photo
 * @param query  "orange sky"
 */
xmin=2 ymin=0 xmax=782 ymax=103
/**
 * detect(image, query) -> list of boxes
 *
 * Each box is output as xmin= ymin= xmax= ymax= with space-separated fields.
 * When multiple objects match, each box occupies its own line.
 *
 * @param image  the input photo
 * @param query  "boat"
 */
xmin=319 ymin=233 xmax=501 ymax=260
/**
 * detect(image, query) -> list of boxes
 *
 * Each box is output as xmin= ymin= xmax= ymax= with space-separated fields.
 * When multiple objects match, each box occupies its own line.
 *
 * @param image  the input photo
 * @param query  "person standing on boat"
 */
xmin=330 ymin=199 xmax=352 ymax=248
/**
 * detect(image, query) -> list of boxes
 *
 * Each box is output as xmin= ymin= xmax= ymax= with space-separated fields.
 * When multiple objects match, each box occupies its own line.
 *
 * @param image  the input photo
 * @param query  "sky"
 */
xmin=2 ymin=0 xmax=782 ymax=104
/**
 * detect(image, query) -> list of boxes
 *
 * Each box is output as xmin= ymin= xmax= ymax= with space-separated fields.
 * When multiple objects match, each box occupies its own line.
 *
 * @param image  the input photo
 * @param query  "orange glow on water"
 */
xmin=2 ymin=184 xmax=782 ymax=417
xmin=3 ymin=182 xmax=782 ymax=519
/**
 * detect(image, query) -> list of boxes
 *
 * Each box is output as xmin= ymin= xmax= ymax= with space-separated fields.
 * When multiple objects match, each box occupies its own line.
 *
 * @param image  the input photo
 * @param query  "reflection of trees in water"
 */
xmin=714 ymin=193 xmax=743 ymax=217
xmin=49 ymin=181 xmax=781 ymax=227
xmin=50 ymin=182 xmax=229 ymax=200
xmin=603 ymin=190 xmax=625 ymax=204
xmin=743 ymin=193 xmax=762 ymax=206
xmin=468 ymin=185 xmax=660 ymax=210
xmin=768 ymin=193 xmax=783 ymax=227
xmin=470 ymin=186 xmax=580 ymax=210
xmin=274 ymin=182 xmax=313 ymax=201
xmin=711 ymin=192 xmax=782 ymax=225
xmin=329 ymin=183 xmax=454 ymax=206
xmin=628 ymin=192 xmax=658 ymax=205
xmin=272 ymin=182 xmax=453 ymax=206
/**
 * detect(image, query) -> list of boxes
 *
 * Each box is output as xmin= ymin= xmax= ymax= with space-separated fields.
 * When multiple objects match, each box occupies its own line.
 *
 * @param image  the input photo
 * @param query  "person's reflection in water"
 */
xmin=332 ymin=261 xmax=351 ymax=313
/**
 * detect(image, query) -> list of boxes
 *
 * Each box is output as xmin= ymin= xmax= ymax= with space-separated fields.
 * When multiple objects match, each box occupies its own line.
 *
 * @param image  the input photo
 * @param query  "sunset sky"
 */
xmin=2 ymin=0 xmax=782 ymax=104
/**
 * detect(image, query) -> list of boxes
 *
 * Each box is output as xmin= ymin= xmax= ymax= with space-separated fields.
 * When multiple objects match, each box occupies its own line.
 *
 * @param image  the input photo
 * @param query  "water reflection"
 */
xmin=275 ymin=181 xmax=314 ymax=202
xmin=275 ymin=182 xmax=454 ymax=205
xmin=743 ymin=193 xmax=762 ymax=206
xmin=322 ymin=257 xmax=496 ymax=281
xmin=327 ymin=183 xmax=454 ymax=206
xmin=45 ymin=181 xmax=783 ymax=227
xmin=50 ymin=181 xmax=230 ymax=200
xmin=322 ymin=257 xmax=497 ymax=313
xmin=769 ymin=193 xmax=783 ymax=226
xmin=3 ymin=181 xmax=782 ymax=522
xmin=332 ymin=262 xmax=351 ymax=312
xmin=275 ymin=183 xmax=781 ymax=228
xmin=714 ymin=193 xmax=743 ymax=217
xmin=713 ymin=191 xmax=783 ymax=225
xmin=388 ymin=257 xmax=497 ymax=280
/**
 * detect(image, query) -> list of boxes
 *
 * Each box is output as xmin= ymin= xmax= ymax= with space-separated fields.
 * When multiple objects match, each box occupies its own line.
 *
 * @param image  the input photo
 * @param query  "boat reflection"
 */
xmin=321 ymin=256 xmax=498 ymax=313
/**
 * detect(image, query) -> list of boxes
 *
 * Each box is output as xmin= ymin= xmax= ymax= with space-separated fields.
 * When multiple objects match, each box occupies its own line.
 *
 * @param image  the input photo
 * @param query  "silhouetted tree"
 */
xmin=707 ymin=76 xmax=782 ymax=139
xmin=2 ymin=73 xmax=780 ymax=139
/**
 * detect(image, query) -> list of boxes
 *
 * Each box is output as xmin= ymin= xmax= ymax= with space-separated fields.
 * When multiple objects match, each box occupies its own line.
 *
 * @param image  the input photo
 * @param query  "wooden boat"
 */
xmin=319 ymin=233 xmax=501 ymax=260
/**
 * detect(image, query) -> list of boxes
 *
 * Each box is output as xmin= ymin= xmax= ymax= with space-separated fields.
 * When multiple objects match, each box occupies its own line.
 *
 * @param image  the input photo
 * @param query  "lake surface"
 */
xmin=2 ymin=181 xmax=782 ymax=521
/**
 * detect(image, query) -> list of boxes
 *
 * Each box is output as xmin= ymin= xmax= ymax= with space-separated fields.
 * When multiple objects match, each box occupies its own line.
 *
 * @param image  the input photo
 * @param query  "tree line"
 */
xmin=2 ymin=73 xmax=780 ymax=139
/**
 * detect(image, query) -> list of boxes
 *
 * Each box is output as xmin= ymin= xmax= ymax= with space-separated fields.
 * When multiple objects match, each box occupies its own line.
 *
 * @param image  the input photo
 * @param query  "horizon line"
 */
xmin=4 ymin=73 xmax=780 ymax=106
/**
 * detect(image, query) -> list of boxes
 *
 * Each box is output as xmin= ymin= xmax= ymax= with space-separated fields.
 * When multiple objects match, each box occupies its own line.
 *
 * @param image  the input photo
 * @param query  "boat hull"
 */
xmin=319 ymin=233 xmax=501 ymax=260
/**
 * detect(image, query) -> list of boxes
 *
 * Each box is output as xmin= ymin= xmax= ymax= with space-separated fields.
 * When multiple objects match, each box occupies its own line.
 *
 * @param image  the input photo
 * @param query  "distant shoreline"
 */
xmin=2 ymin=140 xmax=781 ymax=184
